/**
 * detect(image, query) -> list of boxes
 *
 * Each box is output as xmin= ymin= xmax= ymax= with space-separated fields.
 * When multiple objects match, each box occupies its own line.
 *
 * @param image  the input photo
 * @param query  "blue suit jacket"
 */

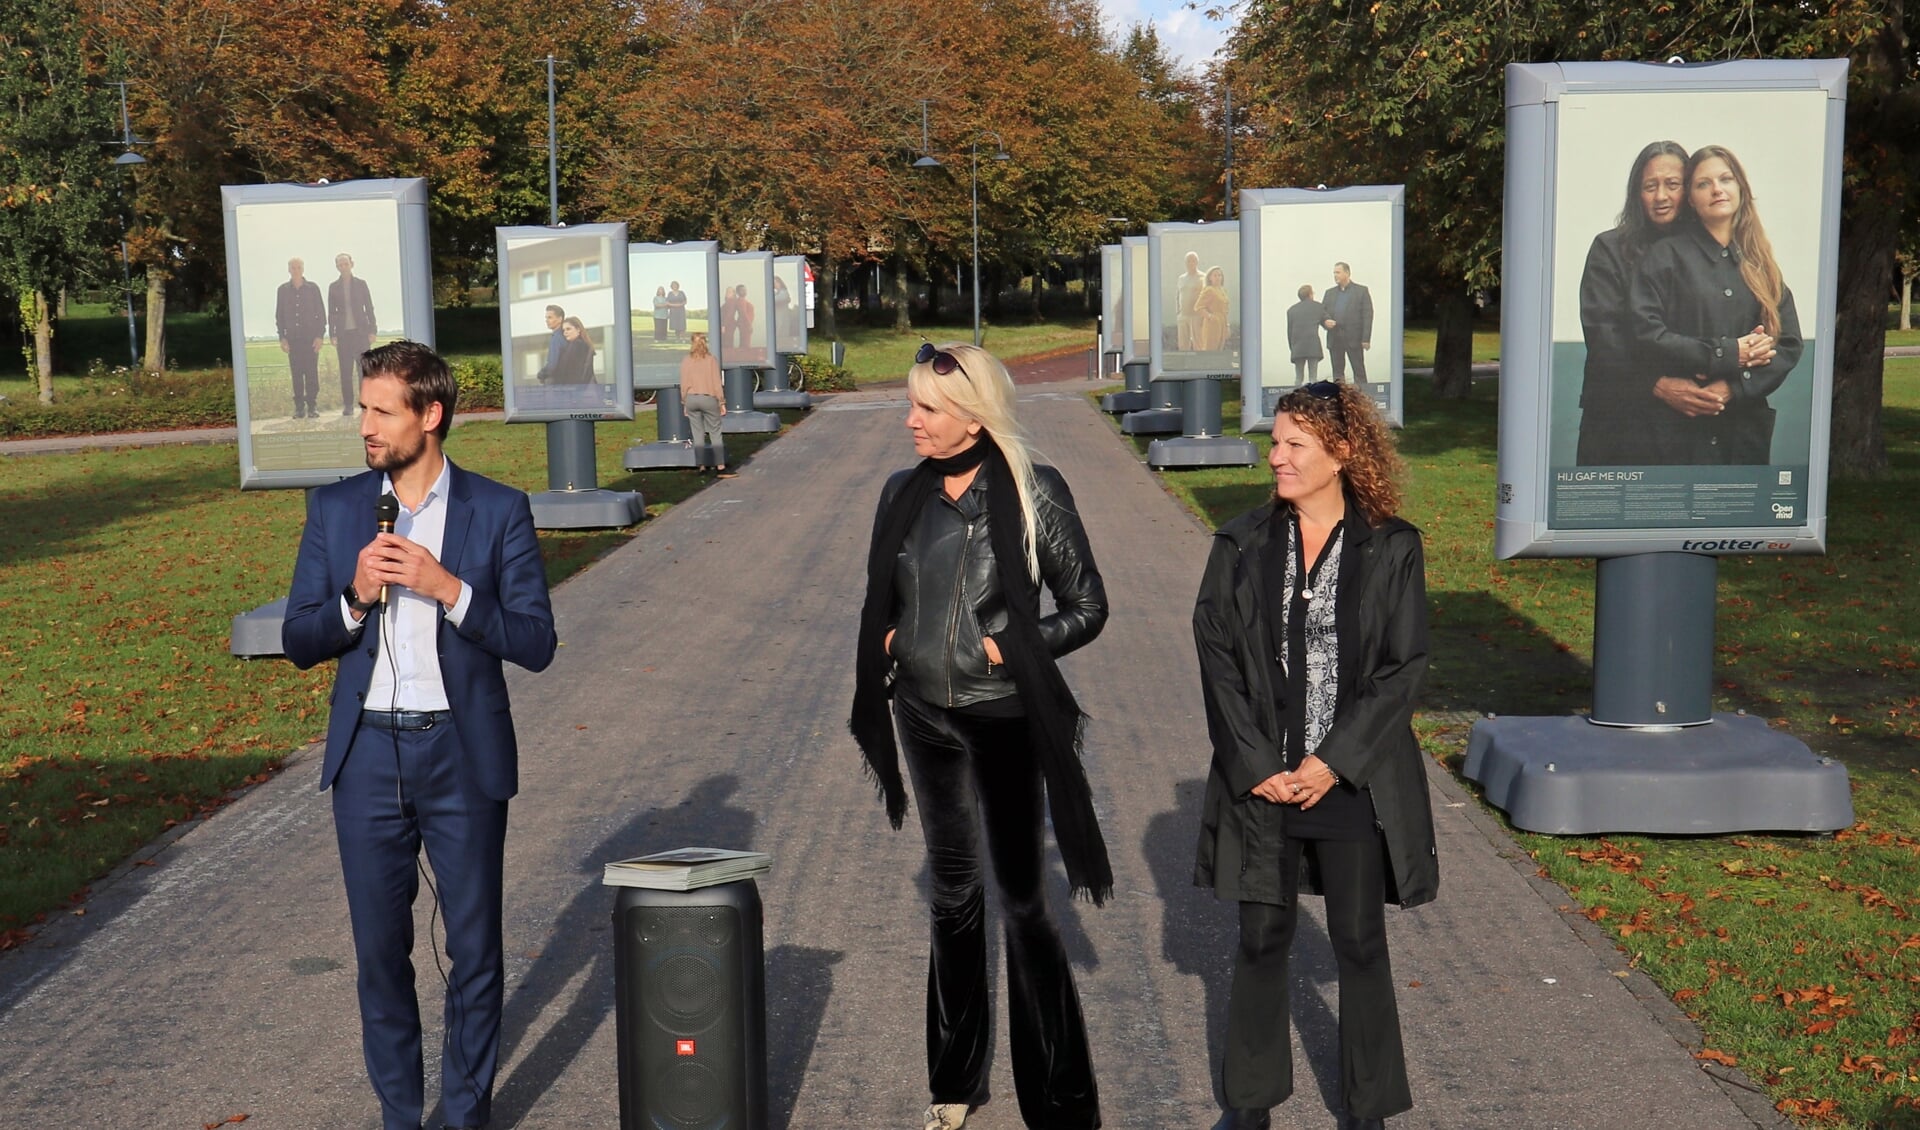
xmin=282 ymin=462 xmax=558 ymax=801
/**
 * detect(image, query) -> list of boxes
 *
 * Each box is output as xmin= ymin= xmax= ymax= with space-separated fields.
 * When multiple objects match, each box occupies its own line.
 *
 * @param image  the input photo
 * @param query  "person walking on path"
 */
xmin=850 ymin=342 xmax=1112 ymax=1130
xmin=679 ymin=331 xmax=731 ymax=476
xmin=282 ymin=340 xmax=558 ymax=1130
xmin=1192 ymin=379 xmax=1436 ymax=1130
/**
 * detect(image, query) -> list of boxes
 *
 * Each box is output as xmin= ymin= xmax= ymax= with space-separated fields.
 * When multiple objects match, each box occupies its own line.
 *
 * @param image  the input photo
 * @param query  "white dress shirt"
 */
xmin=339 ymin=456 xmax=474 ymax=711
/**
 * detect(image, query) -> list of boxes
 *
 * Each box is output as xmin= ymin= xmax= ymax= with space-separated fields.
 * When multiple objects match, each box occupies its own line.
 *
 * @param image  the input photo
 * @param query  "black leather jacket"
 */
xmin=879 ymin=463 xmax=1107 ymax=709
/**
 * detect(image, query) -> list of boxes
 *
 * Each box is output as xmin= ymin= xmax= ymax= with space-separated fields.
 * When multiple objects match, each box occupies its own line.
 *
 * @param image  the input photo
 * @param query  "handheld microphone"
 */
xmin=375 ymin=492 xmax=399 ymax=607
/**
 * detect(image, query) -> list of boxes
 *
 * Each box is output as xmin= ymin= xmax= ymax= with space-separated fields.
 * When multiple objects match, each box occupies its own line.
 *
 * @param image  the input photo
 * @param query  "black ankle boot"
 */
xmin=1222 ymin=1110 xmax=1270 ymax=1130
xmin=1341 ymin=1115 xmax=1385 ymax=1130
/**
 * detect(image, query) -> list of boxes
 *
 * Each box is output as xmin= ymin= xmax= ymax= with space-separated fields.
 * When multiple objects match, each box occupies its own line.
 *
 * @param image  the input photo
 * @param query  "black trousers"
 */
xmin=1224 ymin=834 xmax=1410 ymax=1120
xmin=1329 ymin=338 xmax=1367 ymax=383
xmin=894 ymin=692 xmax=1102 ymax=1129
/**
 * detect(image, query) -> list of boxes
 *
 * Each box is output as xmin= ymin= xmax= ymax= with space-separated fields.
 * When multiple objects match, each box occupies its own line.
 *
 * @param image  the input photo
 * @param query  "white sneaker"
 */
xmin=923 ymin=1103 xmax=970 ymax=1130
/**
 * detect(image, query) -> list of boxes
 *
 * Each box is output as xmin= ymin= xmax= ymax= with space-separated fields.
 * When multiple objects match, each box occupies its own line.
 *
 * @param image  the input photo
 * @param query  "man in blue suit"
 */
xmin=283 ymin=340 xmax=557 ymax=1130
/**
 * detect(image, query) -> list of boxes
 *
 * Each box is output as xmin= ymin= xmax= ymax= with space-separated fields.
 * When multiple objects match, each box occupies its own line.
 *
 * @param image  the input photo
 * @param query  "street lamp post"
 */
xmin=912 ymin=122 xmax=1009 ymax=348
xmin=111 ymin=82 xmax=146 ymax=370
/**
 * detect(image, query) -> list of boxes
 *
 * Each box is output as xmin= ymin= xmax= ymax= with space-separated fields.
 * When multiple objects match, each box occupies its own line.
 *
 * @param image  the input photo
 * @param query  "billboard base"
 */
xmin=753 ymin=390 xmax=811 ymax=410
xmin=1146 ymin=435 xmax=1258 ymax=469
xmin=1121 ymin=408 xmax=1182 ymax=435
xmin=1461 ymin=712 xmax=1852 ymax=835
xmin=720 ymin=411 xmax=780 ymax=434
xmin=531 ymin=489 xmax=646 ymax=530
xmin=230 ymin=597 xmax=287 ymax=658
xmin=1100 ymin=391 xmax=1148 ymax=414
xmin=623 ymin=441 xmax=718 ymax=471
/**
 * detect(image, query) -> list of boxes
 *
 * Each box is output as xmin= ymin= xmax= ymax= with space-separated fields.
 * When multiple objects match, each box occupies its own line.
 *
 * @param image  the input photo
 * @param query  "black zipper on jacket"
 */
xmin=944 ymin=519 xmax=976 ymax=706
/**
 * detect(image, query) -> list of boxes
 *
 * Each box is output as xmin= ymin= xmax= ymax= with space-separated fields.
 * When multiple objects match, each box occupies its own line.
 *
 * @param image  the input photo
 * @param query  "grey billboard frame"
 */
xmin=1120 ymin=236 xmax=1150 ymax=366
xmin=1238 ymin=186 xmax=1405 ymax=431
xmin=773 ymin=255 xmax=810 ymax=358
xmin=223 ymin=178 xmax=434 ymax=491
xmin=497 ymin=223 xmax=636 ymax=424
xmin=628 ymin=240 xmax=720 ymax=391
xmin=1496 ymin=59 xmax=1847 ymax=559
xmin=1147 ymin=221 xmax=1241 ymax=380
xmin=1099 ymin=245 xmax=1124 ymax=358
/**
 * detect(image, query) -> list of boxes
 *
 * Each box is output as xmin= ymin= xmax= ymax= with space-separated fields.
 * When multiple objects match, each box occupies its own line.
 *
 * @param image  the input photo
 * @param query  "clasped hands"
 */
xmin=352 ymin=533 xmax=461 ymax=617
xmin=1651 ymin=324 xmax=1773 ymax=418
xmin=1253 ymin=755 xmax=1339 ymax=810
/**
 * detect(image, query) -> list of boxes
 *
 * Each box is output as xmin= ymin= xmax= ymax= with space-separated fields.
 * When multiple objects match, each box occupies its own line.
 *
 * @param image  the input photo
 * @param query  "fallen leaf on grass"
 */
xmin=1696 ymin=1048 xmax=1738 ymax=1067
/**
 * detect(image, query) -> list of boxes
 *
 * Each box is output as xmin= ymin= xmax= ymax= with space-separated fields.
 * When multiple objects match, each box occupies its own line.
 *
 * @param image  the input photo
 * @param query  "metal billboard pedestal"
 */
xmin=1101 ymin=361 xmax=1151 ymax=414
xmin=230 ymin=598 xmax=287 ymax=658
xmin=532 ymin=419 xmax=645 ymax=529
xmin=720 ymin=367 xmax=780 ymax=433
xmin=753 ymin=354 xmax=812 ymax=410
xmin=1462 ymin=553 xmax=1852 ymax=834
xmin=624 ymin=387 xmax=704 ymax=471
xmin=1120 ymin=378 xmax=1184 ymax=435
xmin=1147 ymin=378 xmax=1255 ymax=469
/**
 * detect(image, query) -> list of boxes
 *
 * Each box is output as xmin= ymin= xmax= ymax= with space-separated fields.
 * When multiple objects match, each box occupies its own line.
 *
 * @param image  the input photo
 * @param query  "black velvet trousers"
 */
xmin=1223 ymin=834 xmax=1411 ymax=1120
xmin=894 ymin=691 xmax=1102 ymax=1129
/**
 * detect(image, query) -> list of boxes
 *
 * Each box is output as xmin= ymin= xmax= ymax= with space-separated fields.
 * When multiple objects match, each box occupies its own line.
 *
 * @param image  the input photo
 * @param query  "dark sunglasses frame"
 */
xmin=915 ymin=342 xmax=972 ymax=382
xmin=1281 ymin=379 xmax=1346 ymax=423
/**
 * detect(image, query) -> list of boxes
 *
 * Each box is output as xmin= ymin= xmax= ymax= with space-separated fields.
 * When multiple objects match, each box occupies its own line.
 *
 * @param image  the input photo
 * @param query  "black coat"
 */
xmin=1322 ymin=282 xmax=1373 ymax=349
xmin=879 ymin=463 xmax=1107 ymax=710
xmin=1628 ymin=221 xmax=1802 ymax=465
xmin=1286 ymin=299 xmax=1326 ymax=362
xmin=1192 ymin=499 xmax=1437 ymax=908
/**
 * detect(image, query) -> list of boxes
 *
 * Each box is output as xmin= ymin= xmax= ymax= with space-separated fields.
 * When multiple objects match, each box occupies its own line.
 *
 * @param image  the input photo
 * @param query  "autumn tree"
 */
xmin=0 ymin=0 xmax=118 ymax=400
xmin=1224 ymin=0 xmax=1919 ymax=474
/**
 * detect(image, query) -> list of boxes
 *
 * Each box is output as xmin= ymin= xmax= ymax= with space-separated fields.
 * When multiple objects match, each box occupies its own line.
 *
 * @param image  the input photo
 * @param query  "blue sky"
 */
xmin=1096 ymin=0 xmax=1234 ymax=75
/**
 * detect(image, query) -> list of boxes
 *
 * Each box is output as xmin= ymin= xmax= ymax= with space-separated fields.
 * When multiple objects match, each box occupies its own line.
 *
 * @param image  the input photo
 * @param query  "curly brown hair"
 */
xmin=1270 ymin=381 xmax=1403 ymax=523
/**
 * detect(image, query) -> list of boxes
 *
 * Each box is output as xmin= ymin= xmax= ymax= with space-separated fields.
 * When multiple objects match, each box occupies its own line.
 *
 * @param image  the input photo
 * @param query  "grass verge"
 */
xmin=0 ymin=408 xmax=798 ymax=944
xmin=1125 ymin=362 xmax=1920 ymax=1127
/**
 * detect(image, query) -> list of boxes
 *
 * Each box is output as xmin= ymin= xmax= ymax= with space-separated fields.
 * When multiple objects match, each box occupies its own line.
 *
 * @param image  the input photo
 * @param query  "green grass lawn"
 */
xmin=0 ymin=408 xmax=797 ymax=945
xmin=1127 ymin=360 xmax=1920 ymax=1127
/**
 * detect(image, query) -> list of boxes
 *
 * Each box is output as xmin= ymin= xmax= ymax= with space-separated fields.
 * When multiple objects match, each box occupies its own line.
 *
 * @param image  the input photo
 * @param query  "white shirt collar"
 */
xmin=381 ymin=454 xmax=452 ymax=516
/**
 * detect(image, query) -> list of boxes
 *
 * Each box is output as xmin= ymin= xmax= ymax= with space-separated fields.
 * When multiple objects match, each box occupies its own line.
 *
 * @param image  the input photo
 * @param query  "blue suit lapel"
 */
xmin=440 ymin=460 xmax=475 ymax=580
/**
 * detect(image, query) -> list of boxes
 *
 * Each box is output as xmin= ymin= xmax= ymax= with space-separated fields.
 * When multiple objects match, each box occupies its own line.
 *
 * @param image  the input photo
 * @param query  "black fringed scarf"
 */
xmin=850 ymin=434 xmax=1113 ymax=905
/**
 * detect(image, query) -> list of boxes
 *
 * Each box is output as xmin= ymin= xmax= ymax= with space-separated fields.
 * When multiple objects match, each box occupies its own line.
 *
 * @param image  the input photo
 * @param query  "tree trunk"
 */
xmin=32 ymin=290 xmax=55 ymax=404
xmin=1430 ymin=289 xmax=1475 ymax=399
xmin=816 ymin=256 xmax=839 ymax=343
xmin=143 ymin=271 xmax=168 ymax=373
xmin=1903 ymin=272 xmax=1913 ymax=332
xmin=1029 ymin=270 xmax=1042 ymax=321
xmin=891 ymin=256 xmax=910 ymax=334
xmin=1829 ymin=188 xmax=1899 ymax=479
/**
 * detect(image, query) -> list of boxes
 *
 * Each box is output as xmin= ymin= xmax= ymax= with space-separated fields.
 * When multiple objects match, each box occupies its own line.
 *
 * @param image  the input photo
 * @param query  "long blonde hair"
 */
xmin=1689 ymin=144 xmax=1784 ymax=337
xmin=906 ymin=343 xmax=1042 ymax=581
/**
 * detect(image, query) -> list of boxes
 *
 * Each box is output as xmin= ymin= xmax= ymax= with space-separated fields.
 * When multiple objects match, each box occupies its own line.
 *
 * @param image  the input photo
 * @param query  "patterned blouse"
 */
xmin=1265 ymin=507 xmax=1373 ymax=839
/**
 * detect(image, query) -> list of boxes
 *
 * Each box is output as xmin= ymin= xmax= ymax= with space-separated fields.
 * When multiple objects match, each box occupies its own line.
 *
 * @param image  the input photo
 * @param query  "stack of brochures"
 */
xmin=602 ymin=847 xmax=773 ymax=891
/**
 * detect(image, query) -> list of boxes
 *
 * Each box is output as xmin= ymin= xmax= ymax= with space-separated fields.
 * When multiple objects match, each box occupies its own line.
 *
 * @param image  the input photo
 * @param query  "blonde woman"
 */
xmin=850 ymin=343 xmax=1110 ymax=1130
xmin=678 ymin=332 xmax=731 ymax=476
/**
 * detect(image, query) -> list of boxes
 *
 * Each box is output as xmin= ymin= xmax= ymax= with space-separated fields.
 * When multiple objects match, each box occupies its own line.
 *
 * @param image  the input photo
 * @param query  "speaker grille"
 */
xmin=619 ymin=902 xmax=747 ymax=1130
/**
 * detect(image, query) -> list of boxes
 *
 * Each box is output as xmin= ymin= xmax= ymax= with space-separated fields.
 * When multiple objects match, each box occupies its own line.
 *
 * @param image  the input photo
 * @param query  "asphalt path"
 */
xmin=0 ymin=369 xmax=1785 ymax=1128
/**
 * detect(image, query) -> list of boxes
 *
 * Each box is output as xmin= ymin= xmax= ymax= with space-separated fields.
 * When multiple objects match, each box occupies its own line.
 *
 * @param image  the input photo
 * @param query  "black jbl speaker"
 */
xmin=613 ymin=883 xmax=767 ymax=1130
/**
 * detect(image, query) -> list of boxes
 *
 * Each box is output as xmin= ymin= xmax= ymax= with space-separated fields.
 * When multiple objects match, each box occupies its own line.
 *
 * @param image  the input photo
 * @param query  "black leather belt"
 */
xmin=359 ymin=708 xmax=453 ymax=731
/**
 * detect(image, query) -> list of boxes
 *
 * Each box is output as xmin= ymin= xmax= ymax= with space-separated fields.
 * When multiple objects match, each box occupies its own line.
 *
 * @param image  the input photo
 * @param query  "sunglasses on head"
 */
xmin=915 ymin=342 xmax=972 ymax=382
xmin=1304 ymin=380 xmax=1341 ymax=400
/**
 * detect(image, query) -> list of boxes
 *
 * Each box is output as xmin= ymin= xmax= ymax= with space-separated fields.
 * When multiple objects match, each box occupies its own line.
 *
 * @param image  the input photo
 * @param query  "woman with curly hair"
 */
xmin=1191 ymin=380 xmax=1436 ymax=1130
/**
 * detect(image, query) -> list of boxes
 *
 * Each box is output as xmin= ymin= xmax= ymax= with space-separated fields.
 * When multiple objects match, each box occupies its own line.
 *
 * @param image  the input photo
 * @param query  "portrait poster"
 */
xmin=1100 ymin=244 xmax=1124 ymax=357
xmin=1121 ymin=236 xmax=1150 ymax=365
xmin=1496 ymin=60 xmax=1846 ymax=559
xmin=1148 ymin=221 xmax=1241 ymax=379
xmin=1238 ymin=186 xmax=1404 ymax=429
xmin=717 ymin=252 xmax=775 ymax=370
xmin=774 ymin=256 xmax=810 ymax=355
xmin=497 ymin=224 xmax=633 ymax=423
xmin=630 ymin=241 xmax=719 ymax=390
xmin=222 ymin=179 xmax=433 ymax=490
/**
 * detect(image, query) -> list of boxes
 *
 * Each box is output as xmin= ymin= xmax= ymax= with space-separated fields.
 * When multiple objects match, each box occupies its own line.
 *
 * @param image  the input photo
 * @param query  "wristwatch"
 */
xmin=344 ymin=583 xmax=377 ymax=614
